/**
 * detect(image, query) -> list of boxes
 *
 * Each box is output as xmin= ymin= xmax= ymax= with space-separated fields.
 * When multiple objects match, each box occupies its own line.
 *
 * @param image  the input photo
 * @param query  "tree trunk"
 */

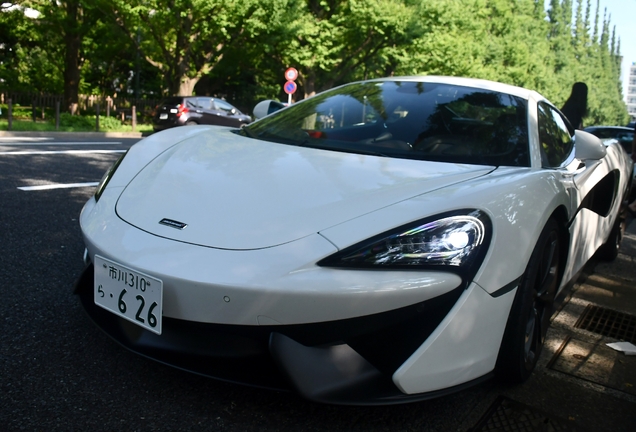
xmin=302 ymin=69 xmax=317 ymax=99
xmin=63 ymin=1 xmax=81 ymax=114
xmin=178 ymin=76 xmax=199 ymax=96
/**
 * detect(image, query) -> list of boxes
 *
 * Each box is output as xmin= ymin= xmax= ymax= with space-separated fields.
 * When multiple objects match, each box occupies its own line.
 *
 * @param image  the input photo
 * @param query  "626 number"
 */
xmin=97 ymin=285 xmax=157 ymax=328
xmin=116 ymin=289 xmax=158 ymax=328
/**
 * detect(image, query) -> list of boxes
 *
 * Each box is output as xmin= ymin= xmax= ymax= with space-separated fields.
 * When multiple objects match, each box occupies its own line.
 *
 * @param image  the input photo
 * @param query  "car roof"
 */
xmin=584 ymin=126 xmax=634 ymax=131
xmin=365 ymin=76 xmax=539 ymax=100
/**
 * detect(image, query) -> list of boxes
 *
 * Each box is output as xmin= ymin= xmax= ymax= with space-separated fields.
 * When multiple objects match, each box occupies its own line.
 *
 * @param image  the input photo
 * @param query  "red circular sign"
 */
xmin=285 ymin=67 xmax=298 ymax=81
xmin=284 ymin=80 xmax=297 ymax=95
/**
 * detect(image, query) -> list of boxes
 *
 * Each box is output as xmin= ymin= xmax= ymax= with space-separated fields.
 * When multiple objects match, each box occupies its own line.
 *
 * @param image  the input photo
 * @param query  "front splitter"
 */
xmin=74 ymin=263 xmax=491 ymax=405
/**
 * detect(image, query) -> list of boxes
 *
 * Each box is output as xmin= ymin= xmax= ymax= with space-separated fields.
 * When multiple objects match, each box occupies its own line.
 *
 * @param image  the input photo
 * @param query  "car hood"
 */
xmin=116 ymin=129 xmax=494 ymax=250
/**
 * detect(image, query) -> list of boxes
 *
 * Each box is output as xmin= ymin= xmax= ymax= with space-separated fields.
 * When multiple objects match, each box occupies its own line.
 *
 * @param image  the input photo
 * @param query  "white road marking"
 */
xmin=0 ymin=141 xmax=122 ymax=145
xmin=0 ymin=149 xmax=126 ymax=155
xmin=18 ymin=182 xmax=99 ymax=191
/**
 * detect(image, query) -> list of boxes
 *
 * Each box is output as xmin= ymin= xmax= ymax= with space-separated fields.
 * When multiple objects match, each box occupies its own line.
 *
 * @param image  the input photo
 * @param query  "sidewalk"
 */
xmin=549 ymin=214 xmax=636 ymax=395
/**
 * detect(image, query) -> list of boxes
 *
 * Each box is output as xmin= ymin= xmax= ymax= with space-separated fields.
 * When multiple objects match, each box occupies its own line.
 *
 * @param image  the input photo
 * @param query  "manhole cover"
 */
xmin=471 ymin=396 xmax=581 ymax=431
xmin=574 ymin=305 xmax=636 ymax=343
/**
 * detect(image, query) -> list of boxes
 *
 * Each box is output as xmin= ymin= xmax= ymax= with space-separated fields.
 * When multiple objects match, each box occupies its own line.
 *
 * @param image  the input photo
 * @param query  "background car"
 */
xmin=76 ymin=76 xmax=633 ymax=405
xmin=152 ymin=96 xmax=251 ymax=131
xmin=584 ymin=125 xmax=633 ymax=154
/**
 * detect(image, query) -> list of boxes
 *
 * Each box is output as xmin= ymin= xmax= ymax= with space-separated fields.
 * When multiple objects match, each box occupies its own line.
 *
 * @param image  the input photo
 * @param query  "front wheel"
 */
xmin=496 ymin=218 xmax=561 ymax=383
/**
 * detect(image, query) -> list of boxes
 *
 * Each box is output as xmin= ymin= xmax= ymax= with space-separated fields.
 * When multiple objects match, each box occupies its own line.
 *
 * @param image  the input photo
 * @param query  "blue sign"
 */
xmin=284 ymin=80 xmax=297 ymax=95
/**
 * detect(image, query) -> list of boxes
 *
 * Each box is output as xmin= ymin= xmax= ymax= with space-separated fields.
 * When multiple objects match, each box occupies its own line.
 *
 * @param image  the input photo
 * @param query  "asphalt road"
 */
xmin=1 ymin=133 xmax=635 ymax=431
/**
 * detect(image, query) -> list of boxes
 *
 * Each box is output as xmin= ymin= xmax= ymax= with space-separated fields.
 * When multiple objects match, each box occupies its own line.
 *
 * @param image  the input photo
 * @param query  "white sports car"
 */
xmin=75 ymin=76 xmax=632 ymax=405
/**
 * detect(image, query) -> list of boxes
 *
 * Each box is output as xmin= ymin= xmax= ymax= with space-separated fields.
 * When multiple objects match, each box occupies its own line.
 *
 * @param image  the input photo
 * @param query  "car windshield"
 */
xmin=241 ymin=80 xmax=530 ymax=167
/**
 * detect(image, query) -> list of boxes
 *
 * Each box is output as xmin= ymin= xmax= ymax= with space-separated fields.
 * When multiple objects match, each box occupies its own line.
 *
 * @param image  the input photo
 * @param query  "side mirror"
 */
xmin=575 ymin=130 xmax=607 ymax=161
xmin=253 ymin=100 xmax=286 ymax=120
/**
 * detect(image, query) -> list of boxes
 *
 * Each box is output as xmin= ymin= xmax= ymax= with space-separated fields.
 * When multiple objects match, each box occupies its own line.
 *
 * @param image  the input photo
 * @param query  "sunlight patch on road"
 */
xmin=17 ymin=182 xmax=99 ymax=191
xmin=0 ymin=141 xmax=122 ymax=145
xmin=0 ymin=137 xmax=54 ymax=142
xmin=0 ymin=149 xmax=126 ymax=155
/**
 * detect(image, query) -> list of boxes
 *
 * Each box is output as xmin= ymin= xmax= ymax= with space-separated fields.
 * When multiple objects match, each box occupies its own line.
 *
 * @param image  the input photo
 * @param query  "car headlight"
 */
xmin=94 ymin=152 xmax=127 ymax=202
xmin=318 ymin=210 xmax=491 ymax=278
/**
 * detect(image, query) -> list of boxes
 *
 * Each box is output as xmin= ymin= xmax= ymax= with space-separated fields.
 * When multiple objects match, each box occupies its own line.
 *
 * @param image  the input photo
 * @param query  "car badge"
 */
xmin=159 ymin=218 xmax=188 ymax=230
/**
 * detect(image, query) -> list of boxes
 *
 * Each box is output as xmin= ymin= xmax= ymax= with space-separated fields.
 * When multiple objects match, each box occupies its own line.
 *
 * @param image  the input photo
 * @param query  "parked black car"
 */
xmin=152 ymin=96 xmax=252 ymax=131
xmin=583 ymin=125 xmax=633 ymax=154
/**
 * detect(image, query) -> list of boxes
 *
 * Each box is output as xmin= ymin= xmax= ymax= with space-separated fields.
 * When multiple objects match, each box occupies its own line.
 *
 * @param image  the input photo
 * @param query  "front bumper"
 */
xmin=75 ymin=263 xmax=495 ymax=405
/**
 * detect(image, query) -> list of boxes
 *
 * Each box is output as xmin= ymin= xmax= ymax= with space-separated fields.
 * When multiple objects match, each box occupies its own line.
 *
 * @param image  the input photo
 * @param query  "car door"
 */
xmin=211 ymin=99 xmax=246 ymax=127
xmin=194 ymin=97 xmax=216 ymax=125
xmin=537 ymin=102 xmax=617 ymax=283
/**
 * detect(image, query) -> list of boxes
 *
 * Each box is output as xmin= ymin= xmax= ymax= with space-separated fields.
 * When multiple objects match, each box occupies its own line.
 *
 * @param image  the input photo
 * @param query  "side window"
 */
xmin=214 ymin=99 xmax=237 ymax=113
xmin=197 ymin=98 xmax=213 ymax=110
xmin=537 ymin=102 xmax=574 ymax=167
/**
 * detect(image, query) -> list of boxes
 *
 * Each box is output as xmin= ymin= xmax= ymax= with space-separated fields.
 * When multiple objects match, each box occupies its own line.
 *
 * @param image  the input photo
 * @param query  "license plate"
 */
xmin=159 ymin=113 xmax=168 ymax=120
xmin=94 ymin=255 xmax=163 ymax=334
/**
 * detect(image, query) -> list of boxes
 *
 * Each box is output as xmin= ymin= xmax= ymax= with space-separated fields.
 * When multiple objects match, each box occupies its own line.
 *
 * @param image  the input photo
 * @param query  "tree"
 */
xmin=99 ymin=0 xmax=292 ymax=96
xmin=280 ymin=0 xmax=419 ymax=98
xmin=20 ymin=0 xmax=102 ymax=112
xmin=1 ymin=0 xmax=628 ymax=125
xmin=0 ymin=4 xmax=50 ymax=92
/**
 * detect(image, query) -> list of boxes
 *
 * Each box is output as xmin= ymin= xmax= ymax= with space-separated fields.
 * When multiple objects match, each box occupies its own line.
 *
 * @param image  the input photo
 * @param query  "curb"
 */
xmin=0 ymin=131 xmax=147 ymax=138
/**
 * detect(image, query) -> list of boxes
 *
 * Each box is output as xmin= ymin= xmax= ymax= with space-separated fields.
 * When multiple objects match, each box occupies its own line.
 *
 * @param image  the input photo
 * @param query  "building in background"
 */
xmin=628 ymin=62 xmax=636 ymax=123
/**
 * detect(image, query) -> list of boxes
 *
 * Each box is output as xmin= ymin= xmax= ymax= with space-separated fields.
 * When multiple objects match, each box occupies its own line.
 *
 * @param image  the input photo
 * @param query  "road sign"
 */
xmin=284 ymin=80 xmax=297 ymax=95
xmin=285 ymin=67 xmax=298 ymax=81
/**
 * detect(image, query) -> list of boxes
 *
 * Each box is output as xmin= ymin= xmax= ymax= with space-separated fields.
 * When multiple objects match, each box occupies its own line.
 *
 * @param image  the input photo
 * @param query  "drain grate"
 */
xmin=574 ymin=305 xmax=636 ymax=343
xmin=470 ymin=396 xmax=580 ymax=431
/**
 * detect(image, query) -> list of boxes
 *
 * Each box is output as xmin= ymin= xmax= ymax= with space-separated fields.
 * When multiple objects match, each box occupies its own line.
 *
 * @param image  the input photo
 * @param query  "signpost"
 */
xmin=285 ymin=67 xmax=298 ymax=81
xmin=284 ymin=67 xmax=298 ymax=104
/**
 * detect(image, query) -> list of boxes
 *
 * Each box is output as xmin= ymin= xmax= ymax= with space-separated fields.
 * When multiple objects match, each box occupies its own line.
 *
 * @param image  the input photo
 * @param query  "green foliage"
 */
xmin=2 ymin=0 xmax=630 ymax=125
xmin=95 ymin=115 xmax=124 ymax=131
xmin=0 ymin=118 xmax=153 ymax=132
xmin=0 ymin=104 xmax=34 ymax=119
xmin=279 ymin=0 xmax=418 ymax=96
xmin=51 ymin=113 xmax=126 ymax=131
xmin=57 ymin=112 xmax=95 ymax=129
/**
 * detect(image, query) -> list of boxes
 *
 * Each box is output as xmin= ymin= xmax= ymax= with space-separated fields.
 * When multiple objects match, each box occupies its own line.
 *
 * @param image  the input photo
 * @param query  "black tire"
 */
xmin=185 ymin=120 xmax=198 ymax=126
xmin=496 ymin=218 xmax=561 ymax=383
xmin=596 ymin=216 xmax=624 ymax=261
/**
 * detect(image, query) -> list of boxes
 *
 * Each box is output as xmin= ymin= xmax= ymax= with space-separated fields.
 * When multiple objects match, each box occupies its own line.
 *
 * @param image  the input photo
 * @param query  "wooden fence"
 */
xmin=0 ymin=91 xmax=162 ymax=122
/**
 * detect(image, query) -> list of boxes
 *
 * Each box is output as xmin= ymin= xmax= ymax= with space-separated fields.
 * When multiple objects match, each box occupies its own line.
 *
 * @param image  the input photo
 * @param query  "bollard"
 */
xmin=8 ymin=99 xmax=12 ymax=131
xmin=132 ymin=106 xmax=137 ymax=131
xmin=55 ymin=101 xmax=60 ymax=130
xmin=96 ymin=103 xmax=100 ymax=131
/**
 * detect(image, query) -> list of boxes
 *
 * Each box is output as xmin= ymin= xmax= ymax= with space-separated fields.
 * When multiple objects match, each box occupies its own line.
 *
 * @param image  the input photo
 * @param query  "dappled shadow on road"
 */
xmin=0 ymin=152 xmax=120 ymax=191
